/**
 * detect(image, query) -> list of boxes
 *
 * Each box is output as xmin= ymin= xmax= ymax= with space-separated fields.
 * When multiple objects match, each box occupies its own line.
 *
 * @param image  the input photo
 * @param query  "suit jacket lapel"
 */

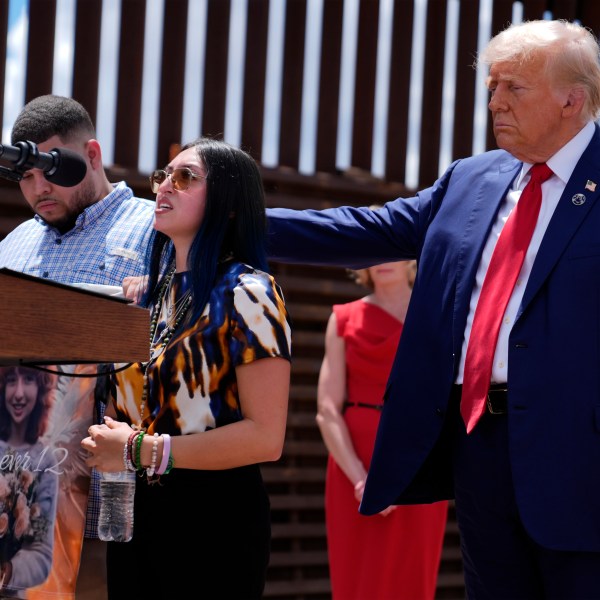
xmin=520 ymin=132 xmax=600 ymax=314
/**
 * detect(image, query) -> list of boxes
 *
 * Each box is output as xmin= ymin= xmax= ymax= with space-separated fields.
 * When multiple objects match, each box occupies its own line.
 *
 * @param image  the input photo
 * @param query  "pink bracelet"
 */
xmin=156 ymin=434 xmax=171 ymax=475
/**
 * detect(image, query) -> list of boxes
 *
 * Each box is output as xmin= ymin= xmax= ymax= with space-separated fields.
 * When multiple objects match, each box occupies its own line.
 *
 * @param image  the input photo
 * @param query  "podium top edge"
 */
xmin=0 ymin=268 xmax=133 ymax=305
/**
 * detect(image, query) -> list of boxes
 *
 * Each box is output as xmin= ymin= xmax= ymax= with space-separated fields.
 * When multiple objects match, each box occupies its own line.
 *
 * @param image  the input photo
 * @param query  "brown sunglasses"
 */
xmin=149 ymin=168 xmax=207 ymax=193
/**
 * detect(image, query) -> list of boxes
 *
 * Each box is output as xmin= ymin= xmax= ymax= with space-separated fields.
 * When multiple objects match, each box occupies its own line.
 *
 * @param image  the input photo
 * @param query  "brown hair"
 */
xmin=0 ymin=367 xmax=56 ymax=444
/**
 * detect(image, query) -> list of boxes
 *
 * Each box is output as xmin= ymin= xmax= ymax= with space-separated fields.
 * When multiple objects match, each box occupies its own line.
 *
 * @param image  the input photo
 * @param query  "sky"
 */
xmin=4 ymin=0 xmax=28 ymax=144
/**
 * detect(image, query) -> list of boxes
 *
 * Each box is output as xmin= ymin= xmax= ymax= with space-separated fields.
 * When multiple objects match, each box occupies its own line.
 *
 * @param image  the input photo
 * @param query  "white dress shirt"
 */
xmin=456 ymin=121 xmax=595 ymax=385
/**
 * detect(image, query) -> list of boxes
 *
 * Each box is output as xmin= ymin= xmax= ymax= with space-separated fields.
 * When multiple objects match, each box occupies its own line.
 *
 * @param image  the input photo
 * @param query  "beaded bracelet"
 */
xmin=156 ymin=434 xmax=171 ymax=476
xmin=147 ymin=433 xmax=159 ymax=477
xmin=122 ymin=439 xmax=129 ymax=471
xmin=134 ymin=431 xmax=146 ymax=471
xmin=125 ymin=431 xmax=139 ymax=471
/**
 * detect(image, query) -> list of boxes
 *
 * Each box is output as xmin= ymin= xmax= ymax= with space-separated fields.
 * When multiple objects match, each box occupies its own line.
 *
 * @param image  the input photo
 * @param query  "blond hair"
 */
xmin=476 ymin=19 xmax=600 ymax=121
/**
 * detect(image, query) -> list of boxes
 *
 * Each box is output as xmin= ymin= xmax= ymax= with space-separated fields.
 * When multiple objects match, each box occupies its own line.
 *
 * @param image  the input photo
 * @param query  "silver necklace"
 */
xmin=136 ymin=268 xmax=192 ymax=429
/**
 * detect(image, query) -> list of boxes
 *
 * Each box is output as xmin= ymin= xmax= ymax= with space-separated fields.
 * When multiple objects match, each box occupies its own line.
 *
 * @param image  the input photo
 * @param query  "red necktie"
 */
xmin=460 ymin=163 xmax=553 ymax=433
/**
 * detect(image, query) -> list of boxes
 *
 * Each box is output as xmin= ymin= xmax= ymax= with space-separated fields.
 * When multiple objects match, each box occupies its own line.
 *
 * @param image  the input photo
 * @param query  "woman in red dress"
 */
xmin=317 ymin=258 xmax=448 ymax=600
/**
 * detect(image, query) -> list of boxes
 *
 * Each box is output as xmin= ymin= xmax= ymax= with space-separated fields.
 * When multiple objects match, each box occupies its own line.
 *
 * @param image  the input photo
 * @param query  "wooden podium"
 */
xmin=0 ymin=268 xmax=150 ymax=365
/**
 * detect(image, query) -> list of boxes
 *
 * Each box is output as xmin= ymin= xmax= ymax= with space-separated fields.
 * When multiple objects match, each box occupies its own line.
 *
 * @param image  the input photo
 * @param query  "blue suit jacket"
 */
xmin=267 ymin=126 xmax=600 ymax=552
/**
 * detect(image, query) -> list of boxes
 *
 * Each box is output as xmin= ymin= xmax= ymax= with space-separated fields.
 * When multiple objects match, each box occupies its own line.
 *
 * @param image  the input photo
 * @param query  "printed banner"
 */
xmin=0 ymin=365 xmax=97 ymax=599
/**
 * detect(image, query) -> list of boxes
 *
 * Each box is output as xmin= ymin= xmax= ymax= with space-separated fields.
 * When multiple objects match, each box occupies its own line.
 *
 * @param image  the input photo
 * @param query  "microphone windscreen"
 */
xmin=44 ymin=148 xmax=87 ymax=187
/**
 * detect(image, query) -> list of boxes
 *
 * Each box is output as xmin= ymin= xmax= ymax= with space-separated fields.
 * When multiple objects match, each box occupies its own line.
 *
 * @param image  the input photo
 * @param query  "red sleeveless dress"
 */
xmin=325 ymin=300 xmax=448 ymax=600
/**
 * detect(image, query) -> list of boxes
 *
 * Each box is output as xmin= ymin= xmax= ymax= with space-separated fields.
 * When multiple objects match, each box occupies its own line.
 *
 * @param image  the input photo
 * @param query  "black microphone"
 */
xmin=0 ymin=140 xmax=87 ymax=187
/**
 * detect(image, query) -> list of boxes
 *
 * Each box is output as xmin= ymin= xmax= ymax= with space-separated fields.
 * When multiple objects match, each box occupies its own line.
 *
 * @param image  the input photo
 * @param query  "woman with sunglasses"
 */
xmin=82 ymin=137 xmax=292 ymax=599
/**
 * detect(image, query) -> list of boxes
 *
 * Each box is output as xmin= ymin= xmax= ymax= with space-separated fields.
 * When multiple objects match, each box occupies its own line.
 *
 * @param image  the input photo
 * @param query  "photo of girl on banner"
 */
xmin=0 ymin=366 xmax=58 ymax=595
xmin=0 ymin=365 xmax=96 ymax=599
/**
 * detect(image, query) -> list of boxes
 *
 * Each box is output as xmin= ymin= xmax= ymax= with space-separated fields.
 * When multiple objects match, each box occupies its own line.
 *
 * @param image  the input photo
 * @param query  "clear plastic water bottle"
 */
xmin=98 ymin=470 xmax=136 ymax=542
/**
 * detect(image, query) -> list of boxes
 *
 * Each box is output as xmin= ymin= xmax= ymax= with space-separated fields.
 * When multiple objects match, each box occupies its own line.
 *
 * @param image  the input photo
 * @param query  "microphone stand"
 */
xmin=0 ymin=140 xmax=38 ymax=183
xmin=0 ymin=165 xmax=24 ymax=183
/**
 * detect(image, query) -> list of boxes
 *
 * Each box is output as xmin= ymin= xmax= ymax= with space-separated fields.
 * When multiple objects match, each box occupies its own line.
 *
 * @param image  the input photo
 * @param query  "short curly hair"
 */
xmin=11 ymin=94 xmax=96 ymax=145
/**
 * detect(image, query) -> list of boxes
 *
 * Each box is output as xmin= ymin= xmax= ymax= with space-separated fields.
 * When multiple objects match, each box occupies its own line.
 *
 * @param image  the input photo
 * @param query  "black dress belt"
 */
xmin=453 ymin=384 xmax=508 ymax=415
xmin=343 ymin=401 xmax=383 ymax=411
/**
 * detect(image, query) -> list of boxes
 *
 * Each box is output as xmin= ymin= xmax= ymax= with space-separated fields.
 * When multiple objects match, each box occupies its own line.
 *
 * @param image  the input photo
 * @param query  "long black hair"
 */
xmin=142 ymin=137 xmax=269 ymax=325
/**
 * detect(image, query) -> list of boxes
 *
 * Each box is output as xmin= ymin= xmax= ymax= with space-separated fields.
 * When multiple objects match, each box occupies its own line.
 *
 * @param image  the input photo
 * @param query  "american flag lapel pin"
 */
xmin=585 ymin=180 xmax=597 ymax=192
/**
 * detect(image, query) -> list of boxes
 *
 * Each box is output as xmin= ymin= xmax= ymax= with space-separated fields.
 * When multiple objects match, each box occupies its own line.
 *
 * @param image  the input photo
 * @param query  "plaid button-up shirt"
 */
xmin=0 ymin=181 xmax=155 ymax=538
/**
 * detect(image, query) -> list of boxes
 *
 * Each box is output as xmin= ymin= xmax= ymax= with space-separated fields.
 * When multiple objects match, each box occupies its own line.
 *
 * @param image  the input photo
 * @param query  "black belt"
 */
xmin=344 ymin=401 xmax=383 ymax=411
xmin=486 ymin=385 xmax=508 ymax=414
xmin=453 ymin=384 xmax=508 ymax=415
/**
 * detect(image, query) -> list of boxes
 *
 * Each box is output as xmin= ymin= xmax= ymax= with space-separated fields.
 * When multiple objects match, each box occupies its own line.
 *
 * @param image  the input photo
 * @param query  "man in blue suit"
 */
xmin=267 ymin=19 xmax=600 ymax=598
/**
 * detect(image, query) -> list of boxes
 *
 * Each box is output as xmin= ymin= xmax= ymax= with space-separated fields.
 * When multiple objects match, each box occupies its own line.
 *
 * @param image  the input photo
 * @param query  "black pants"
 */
xmin=450 ymin=387 xmax=600 ymax=599
xmin=107 ymin=465 xmax=271 ymax=599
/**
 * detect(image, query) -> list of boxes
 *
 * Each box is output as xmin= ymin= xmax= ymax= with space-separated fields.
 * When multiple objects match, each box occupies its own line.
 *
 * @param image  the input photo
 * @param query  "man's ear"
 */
xmin=562 ymin=87 xmax=585 ymax=118
xmin=85 ymin=139 xmax=103 ymax=170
